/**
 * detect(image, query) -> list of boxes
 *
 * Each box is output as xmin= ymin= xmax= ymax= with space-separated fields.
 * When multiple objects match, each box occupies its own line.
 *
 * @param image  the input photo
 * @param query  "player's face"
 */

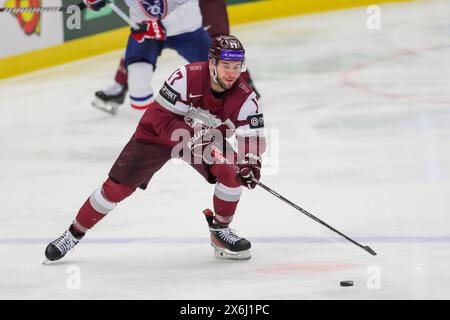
xmin=215 ymin=60 xmax=242 ymax=89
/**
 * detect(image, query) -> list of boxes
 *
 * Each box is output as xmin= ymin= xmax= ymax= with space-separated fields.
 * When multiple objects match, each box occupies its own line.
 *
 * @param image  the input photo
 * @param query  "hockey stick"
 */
xmin=204 ymin=124 xmax=376 ymax=255
xmin=107 ymin=1 xmax=139 ymax=29
xmin=0 ymin=2 xmax=86 ymax=12
xmin=208 ymin=145 xmax=376 ymax=256
xmin=251 ymin=178 xmax=377 ymax=256
xmin=208 ymin=139 xmax=376 ymax=256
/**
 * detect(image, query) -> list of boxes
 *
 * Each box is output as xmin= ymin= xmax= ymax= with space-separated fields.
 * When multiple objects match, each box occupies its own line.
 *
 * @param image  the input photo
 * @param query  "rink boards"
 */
xmin=0 ymin=0 xmax=412 ymax=79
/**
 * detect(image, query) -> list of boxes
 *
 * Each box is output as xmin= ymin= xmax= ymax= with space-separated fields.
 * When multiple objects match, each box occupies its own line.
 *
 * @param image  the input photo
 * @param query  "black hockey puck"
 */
xmin=340 ymin=280 xmax=354 ymax=287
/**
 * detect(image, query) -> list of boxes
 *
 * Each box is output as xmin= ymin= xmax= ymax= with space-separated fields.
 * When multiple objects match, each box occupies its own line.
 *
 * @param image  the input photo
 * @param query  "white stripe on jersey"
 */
xmin=235 ymin=124 xmax=256 ymax=137
xmin=167 ymin=65 xmax=188 ymax=102
xmin=236 ymin=92 xmax=265 ymax=137
xmin=237 ymin=92 xmax=260 ymax=121
xmin=155 ymin=65 xmax=189 ymax=115
xmin=156 ymin=97 xmax=190 ymax=115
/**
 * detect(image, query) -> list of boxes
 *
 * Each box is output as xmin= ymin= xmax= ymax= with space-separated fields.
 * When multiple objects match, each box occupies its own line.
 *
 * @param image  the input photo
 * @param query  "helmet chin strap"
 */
xmin=210 ymin=59 xmax=228 ymax=91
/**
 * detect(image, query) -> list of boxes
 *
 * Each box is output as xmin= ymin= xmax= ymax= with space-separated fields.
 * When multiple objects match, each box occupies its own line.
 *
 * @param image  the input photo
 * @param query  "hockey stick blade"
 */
xmin=364 ymin=246 xmax=377 ymax=256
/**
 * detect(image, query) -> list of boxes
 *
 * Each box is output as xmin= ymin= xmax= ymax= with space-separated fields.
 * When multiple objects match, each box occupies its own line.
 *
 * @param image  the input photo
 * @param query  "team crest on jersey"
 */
xmin=139 ymin=0 xmax=167 ymax=20
xmin=185 ymin=107 xmax=222 ymax=129
xmin=239 ymin=83 xmax=250 ymax=93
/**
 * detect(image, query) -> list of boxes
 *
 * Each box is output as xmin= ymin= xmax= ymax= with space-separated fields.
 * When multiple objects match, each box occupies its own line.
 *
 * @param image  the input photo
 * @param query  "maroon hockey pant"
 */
xmin=73 ymin=138 xmax=243 ymax=232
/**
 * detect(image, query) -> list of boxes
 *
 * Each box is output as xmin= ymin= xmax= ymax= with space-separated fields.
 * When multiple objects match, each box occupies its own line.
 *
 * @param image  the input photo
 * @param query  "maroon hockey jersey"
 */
xmin=135 ymin=62 xmax=266 ymax=157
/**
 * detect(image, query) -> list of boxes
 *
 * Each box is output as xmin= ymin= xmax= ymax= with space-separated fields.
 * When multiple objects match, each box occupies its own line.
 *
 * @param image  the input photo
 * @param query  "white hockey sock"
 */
xmin=128 ymin=62 xmax=154 ymax=110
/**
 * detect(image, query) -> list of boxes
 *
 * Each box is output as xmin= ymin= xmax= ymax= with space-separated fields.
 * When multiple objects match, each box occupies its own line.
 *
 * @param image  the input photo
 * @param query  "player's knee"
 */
xmin=211 ymin=163 xmax=241 ymax=188
xmin=102 ymin=178 xmax=136 ymax=203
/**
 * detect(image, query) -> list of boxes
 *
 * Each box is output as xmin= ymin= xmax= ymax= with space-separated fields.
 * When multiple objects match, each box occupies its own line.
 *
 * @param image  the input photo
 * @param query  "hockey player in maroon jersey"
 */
xmin=44 ymin=35 xmax=265 ymax=262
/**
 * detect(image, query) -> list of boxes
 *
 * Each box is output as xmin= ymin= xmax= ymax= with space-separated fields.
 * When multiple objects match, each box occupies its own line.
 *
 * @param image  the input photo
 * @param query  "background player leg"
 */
xmin=199 ymin=0 xmax=261 ymax=97
xmin=92 ymin=36 xmax=162 ymax=115
xmin=199 ymin=0 xmax=229 ymax=37
xmin=125 ymin=36 xmax=163 ymax=112
xmin=166 ymin=27 xmax=211 ymax=65
xmin=92 ymin=57 xmax=129 ymax=114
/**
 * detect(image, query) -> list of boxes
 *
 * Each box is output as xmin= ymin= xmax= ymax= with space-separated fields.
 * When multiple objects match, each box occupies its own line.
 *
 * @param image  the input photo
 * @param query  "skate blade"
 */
xmin=91 ymin=98 xmax=120 ymax=115
xmin=213 ymin=245 xmax=251 ymax=261
xmin=42 ymin=258 xmax=49 ymax=265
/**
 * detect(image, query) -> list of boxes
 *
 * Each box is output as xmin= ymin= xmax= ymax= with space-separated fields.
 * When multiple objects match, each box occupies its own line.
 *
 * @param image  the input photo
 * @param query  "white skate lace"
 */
xmin=52 ymin=230 xmax=79 ymax=254
xmin=212 ymin=227 xmax=241 ymax=245
xmin=102 ymin=82 xmax=125 ymax=96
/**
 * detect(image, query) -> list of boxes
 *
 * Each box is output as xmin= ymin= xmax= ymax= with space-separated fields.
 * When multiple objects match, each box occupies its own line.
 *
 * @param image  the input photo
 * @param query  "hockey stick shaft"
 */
xmin=0 ymin=2 xmax=86 ymax=12
xmin=210 ymin=147 xmax=376 ymax=255
xmin=252 ymin=178 xmax=377 ymax=256
xmin=108 ymin=2 xmax=139 ymax=30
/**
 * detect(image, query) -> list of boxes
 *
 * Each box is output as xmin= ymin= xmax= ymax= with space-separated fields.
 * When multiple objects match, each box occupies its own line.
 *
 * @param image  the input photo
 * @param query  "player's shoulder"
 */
xmin=185 ymin=61 xmax=209 ymax=73
xmin=227 ymin=78 xmax=259 ymax=121
xmin=183 ymin=62 xmax=210 ymax=89
xmin=227 ymin=78 xmax=254 ymax=103
xmin=235 ymin=78 xmax=253 ymax=97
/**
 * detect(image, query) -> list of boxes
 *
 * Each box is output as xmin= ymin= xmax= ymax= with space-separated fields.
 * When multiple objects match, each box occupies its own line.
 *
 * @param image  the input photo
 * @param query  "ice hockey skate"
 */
xmin=43 ymin=227 xmax=83 ymax=264
xmin=91 ymin=83 xmax=128 ymax=115
xmin=203 ymin=209 xmax=251 ymax=260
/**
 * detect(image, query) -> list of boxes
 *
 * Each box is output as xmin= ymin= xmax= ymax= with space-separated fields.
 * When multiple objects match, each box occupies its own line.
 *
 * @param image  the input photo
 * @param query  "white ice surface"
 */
xmin=0 ymin=0 xmax=449 ymax=299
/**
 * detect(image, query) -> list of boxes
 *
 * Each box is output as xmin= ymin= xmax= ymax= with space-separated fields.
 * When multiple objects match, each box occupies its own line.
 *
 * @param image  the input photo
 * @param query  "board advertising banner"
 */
xmin=0 ymin=0 xmax=64 ymax=58
xmin=62 ymin=0 xmax=128 ymax=42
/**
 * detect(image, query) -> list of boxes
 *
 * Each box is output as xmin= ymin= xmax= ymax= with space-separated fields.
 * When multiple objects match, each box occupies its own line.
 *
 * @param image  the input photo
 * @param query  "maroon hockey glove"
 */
xmin=83 ymin=0 xmax=107 ymax=11
xmin=238 ymin=153 xmax=261 ymax=189
xmin=131 ymin=21 xmax=166 ymax=42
